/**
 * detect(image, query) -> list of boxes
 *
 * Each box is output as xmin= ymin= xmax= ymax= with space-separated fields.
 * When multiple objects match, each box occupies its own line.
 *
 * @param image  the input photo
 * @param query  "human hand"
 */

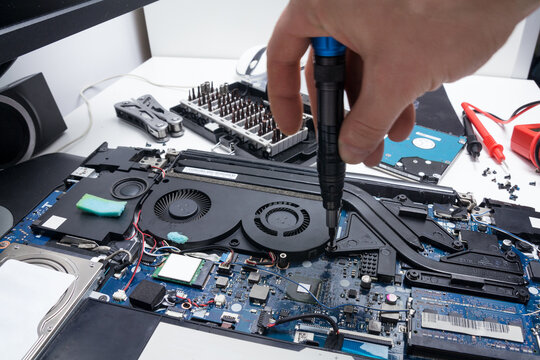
xmin=267 ymin=0 xmax=540 ymax=165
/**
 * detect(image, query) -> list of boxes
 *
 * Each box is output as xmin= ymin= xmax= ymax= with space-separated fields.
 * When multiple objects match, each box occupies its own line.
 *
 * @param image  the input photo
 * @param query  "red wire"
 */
xmin=151 ymin=166 xmax=166 ymax=178
xmin=176 ymin=295 xmax=215 ymax=307
xmin=462 ymin=102 xmax=540 ymax=125
xmin=122 ymin=211 xmax=157 ymax=291
xmin=134 ymin=222 xmax=153 ymax=240
xmin=123 ymin=233 xmax=145 ymax=291
xmin=269 ymin=252 xmax=276 ymax=264
xmin=124 ymin=230 xmax=137 ymax=241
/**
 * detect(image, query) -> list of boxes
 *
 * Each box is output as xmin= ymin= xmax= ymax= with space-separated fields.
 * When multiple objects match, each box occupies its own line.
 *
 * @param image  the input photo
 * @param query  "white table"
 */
xmin=42 ymin=57 xmax=540 ymax=209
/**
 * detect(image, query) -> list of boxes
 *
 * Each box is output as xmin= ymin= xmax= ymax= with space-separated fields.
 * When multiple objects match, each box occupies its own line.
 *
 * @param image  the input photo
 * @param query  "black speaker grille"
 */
xmin=111 ymin=178 xmax=149 ymax=200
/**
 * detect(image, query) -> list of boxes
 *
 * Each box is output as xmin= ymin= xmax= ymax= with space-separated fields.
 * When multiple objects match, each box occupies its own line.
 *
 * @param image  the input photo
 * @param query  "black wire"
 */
xmin=252 ymin=261 xmax=274 ymax=266
xmin=468 ymin=100 xmax=540 ymax=122
xmin=177 ymin=245 xmax=234 ymax=255
xmin=52 ymin=182 xmax=67 ymax=192
xmin=471 ymin=109 xmax=503 ymax=121
xmin=246 ymin=254 xmax=275 ymax=266
xmin=511 ymin=100 xmax=540 ymax=117
xmin=270 ymin=313 xmax=339 ymax=334
xmin=144 ymin=260 xmax=165 ymax=268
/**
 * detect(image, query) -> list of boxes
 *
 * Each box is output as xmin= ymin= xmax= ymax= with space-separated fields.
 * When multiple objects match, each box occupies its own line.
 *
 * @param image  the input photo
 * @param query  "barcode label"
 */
xmin=182 ymin=167 xmax=238 ymax=180
xmin=421 ymin=312 xmax=523 ymax=343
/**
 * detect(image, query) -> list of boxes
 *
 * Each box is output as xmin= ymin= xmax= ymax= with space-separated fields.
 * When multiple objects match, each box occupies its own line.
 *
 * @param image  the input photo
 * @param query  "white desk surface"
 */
xmin=43 ymin=56 xmax=540 ymax=209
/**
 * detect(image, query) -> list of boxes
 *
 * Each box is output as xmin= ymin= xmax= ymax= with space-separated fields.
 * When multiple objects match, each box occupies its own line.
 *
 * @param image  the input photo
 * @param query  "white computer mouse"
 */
xmin=236 ymin=45 xmax=310 ymax=78
xmin=236 ymin=45 xmax=268 ymax=78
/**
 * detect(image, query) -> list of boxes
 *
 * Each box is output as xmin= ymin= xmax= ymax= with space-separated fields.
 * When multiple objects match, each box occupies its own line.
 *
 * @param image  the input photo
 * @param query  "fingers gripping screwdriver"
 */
xmin=311 ymin=37 xmax=346 ymax=242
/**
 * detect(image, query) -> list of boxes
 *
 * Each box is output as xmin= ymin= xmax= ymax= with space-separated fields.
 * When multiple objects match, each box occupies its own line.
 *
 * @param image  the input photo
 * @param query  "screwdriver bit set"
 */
xmin=171 ymin=82 xmax=317 ymax=163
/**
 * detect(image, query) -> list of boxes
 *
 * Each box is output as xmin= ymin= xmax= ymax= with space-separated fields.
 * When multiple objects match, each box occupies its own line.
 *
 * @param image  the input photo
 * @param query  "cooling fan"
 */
xmin=242 ymin=200 xmax=327 ymax=258
xmin=139 ymin=177 xmax=329 ymax=259
xmin=253 ymin=201 xmax=310 ymax=237
xmin=139 ymin=179 xmax=239 ymax=247
xmin=154 ymin=189 xmax=211 ymax=223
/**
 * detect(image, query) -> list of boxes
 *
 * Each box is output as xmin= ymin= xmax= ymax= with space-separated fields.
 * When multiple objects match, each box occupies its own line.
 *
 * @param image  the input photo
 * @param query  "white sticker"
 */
xmin=297 ymin=283 xmax=311 ymax=294
xmin=530 ymin=217 xmax=540 ymax=229
xmin=412 ymin=137 xmax=436 ymax=150
xmin=182 ymin=167 xmax=238 ymax=180
xmin=421 ymin=312 xmax=524 ymax=343
xmin=415 ymin=131 xmax=441 ymax=142
xmin=41 ymin=215 xmax=67 ymax=230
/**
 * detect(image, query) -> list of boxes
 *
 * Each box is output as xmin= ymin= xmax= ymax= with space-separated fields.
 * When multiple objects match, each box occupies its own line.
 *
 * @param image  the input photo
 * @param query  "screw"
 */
xmin=505 ymin=250 xmax=517 ymax=260
xmin=408 ymin=270 xmax=420 ymax=280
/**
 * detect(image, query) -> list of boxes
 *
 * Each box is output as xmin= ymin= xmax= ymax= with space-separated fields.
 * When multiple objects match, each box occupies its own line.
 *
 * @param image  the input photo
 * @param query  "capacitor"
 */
xmin=501 ymin=239 xmax=513 ymax=251
xmin=360 ymin=275 xmax=372 ymax=289
xmin=385 ymin=293 xmax=398 ymax=305
xmin=277 ymin=252 xmax=289 ymax=268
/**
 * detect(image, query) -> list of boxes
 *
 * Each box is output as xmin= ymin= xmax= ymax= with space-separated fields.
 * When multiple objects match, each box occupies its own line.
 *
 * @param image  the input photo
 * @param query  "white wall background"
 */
xmin=477 ymin=6 xmax=540 ymax=78
xmin=145 ymin=0 xmax=540 ymax=78
xmin=1 ymin=1 xmax=538 ymax=118
xmin=144 ymin=0 xmax=288 ymax=59
xmin=0 ymin=9 xmax=151 ymax=116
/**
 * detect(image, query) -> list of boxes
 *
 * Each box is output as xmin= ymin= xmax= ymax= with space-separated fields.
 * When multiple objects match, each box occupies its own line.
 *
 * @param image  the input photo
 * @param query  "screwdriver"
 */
xmin=311 ymin=37 xmax=346 ymax=242
xmin=461 ymin=102 xmax=508 ymax=170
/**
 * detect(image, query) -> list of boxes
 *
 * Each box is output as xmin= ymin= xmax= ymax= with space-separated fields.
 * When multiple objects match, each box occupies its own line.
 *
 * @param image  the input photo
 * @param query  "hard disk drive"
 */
xmin=0 ymin=244 xmax=102 ymax=360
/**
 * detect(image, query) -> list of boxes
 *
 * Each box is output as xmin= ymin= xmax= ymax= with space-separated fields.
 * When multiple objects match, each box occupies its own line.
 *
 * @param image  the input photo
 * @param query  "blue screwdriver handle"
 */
xmin=311 ymin=37 xmax=346 ymax=240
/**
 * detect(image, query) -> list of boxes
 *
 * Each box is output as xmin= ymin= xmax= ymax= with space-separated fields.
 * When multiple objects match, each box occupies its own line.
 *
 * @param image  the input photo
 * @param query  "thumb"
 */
xmin=338 ymin=63 xmax=416 ymax=164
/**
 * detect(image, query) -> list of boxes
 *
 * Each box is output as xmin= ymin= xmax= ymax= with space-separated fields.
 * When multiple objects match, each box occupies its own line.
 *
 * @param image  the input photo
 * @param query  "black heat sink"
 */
xmin=138 ymin=176 xmax=328 ymax=259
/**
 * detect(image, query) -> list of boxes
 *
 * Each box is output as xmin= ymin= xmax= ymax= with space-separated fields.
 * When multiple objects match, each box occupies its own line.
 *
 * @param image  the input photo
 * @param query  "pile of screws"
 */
xmin=482 ymin=167 xmax=522 ymax=201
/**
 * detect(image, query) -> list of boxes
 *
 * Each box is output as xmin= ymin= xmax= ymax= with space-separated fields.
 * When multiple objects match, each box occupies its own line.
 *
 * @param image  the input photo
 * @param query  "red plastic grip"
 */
xmin=461 ymin=102 xmax=506 ymax=164
xmin=511 ymin=123 xmax=540 ymax=168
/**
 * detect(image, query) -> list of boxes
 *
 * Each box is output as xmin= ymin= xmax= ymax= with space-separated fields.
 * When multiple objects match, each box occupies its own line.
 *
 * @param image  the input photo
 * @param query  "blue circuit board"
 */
xmin=0 ymin=190 xmax=60 ymax=252
xmin=99 ymin=254 xmax=410 ymax=359
xmin=2 ymin=186 xmax=540 ymax=360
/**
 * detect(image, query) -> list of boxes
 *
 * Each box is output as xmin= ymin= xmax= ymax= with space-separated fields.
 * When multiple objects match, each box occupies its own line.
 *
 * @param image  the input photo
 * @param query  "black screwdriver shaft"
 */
xmin=314 ymin=54 xmax=346 ymax=241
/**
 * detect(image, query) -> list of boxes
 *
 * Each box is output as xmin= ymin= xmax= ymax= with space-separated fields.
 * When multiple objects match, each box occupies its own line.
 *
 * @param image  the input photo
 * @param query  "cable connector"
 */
xmin=112 ymin=289 xmax=127 ymax=302
xmin=324 ymin=331 xmax=344 ymax=350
